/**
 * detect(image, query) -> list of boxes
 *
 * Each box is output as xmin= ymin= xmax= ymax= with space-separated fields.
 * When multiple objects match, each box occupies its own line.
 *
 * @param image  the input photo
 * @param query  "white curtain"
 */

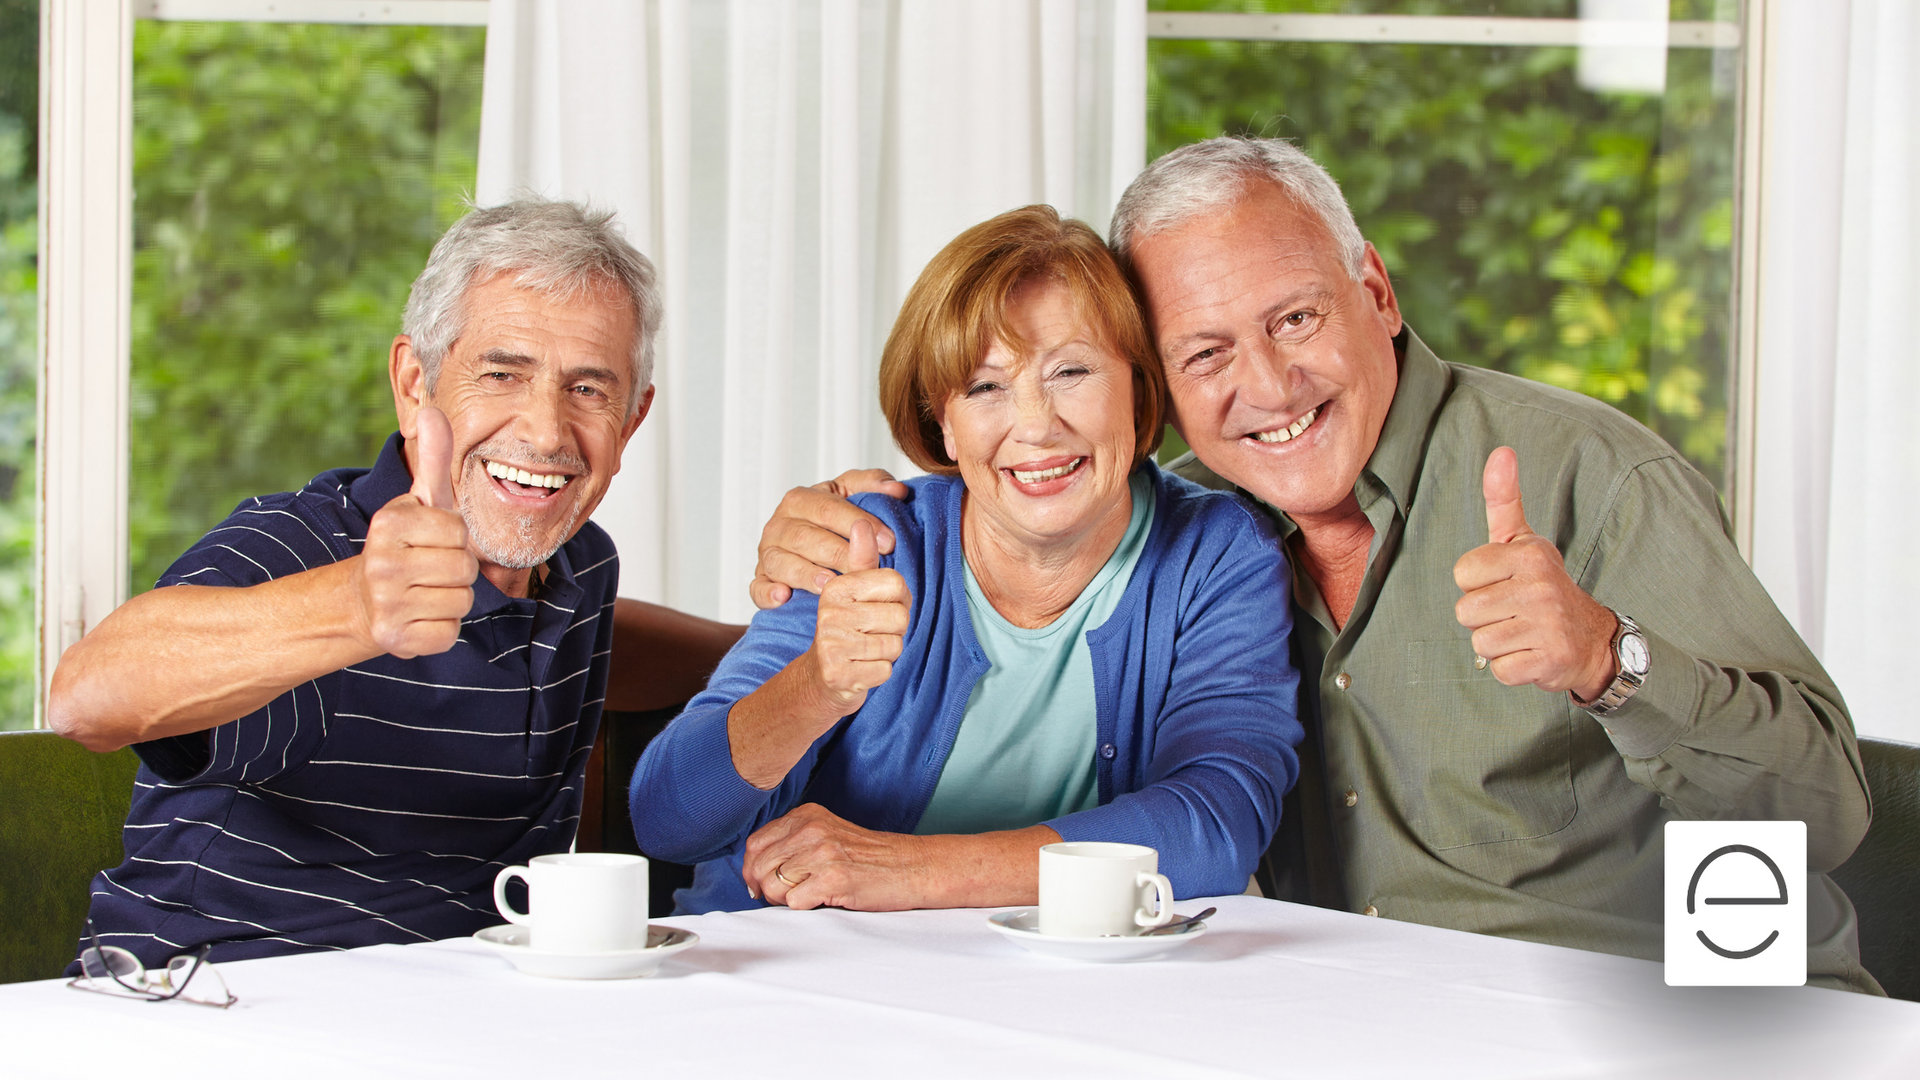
xmin=476 ymin=0 xmax=1146 ymax=623
xmin=1750 ymin=0 xmax=1920 ymax=744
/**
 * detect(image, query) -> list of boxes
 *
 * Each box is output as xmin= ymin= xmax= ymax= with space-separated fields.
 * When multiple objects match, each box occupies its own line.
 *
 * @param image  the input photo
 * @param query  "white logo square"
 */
xmin=1664 ymin=820 xmax=1806 ymax=986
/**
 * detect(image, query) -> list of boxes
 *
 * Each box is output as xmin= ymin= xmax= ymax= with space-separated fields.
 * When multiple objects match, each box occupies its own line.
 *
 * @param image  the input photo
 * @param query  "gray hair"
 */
xmin=1109 ymin=137 xmax=1367 ymax=282
xmin=403 ymin=197 xmax=662 ymax=413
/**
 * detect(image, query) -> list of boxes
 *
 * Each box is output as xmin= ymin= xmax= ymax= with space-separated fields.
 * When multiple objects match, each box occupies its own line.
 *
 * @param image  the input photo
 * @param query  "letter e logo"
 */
xmin=1665 ymin=820 xmax=1806 ymax=986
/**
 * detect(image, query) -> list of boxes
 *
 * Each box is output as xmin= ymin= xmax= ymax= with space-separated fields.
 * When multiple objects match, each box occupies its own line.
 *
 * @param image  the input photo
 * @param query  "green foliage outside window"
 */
xmin=0 ymin=4 xmax=1744 ymax=725
xmin=1149 ymin=0 xmax=1738 ymax=493
xmin=0 ymin=0 xmax=39 ymax=729
xmin=129 ymin=21 xmax=484 ymax=595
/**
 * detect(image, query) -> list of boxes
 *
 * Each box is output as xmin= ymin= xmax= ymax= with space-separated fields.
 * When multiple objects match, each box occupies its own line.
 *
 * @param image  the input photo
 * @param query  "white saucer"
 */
xmin=987 ymin=909 xmax=1208 ymax=963
xmin=473 ymin=924 xmax=698 ymax=980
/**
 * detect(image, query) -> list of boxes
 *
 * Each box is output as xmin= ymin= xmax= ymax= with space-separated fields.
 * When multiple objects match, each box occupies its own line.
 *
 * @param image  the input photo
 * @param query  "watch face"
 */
xmin=1620 ymin=632 xmax=1651 ymax=676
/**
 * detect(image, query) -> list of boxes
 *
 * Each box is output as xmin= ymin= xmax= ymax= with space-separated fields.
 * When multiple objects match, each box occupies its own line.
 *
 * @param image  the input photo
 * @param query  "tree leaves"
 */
xmin=127 ymin=21 xmax=485 ymax=595
xmin=1147 ymin=2 xmax=1737 ymax=491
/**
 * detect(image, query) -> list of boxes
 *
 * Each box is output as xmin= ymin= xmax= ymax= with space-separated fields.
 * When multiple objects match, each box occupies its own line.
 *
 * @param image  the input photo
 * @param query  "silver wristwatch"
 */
xmin=1576 ymin=610 xmax=1649 ymax=716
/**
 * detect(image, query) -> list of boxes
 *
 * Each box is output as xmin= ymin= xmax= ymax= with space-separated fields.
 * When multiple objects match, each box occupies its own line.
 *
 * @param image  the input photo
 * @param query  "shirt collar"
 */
xmin=1359 ymin=326 xmax=1451 ymax=521
xmin=347 ymin=431 xmax=585 ymax=619
xmin=348 ymin=432 xmax=416 ymax=522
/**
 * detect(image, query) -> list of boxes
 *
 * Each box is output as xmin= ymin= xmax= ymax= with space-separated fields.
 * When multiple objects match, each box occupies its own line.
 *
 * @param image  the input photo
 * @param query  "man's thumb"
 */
xmin=848 ymin=518 xmax=880 ymax=573
xmin=411 ymin=405 xmax=458 ymax=510
xmin=1482 ymin=446 xmax=1532 ymax=544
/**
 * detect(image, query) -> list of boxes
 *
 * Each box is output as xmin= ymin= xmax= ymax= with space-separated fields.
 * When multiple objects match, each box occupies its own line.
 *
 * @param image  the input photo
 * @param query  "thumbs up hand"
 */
xmin=1452 ymin=447 xmax=1619 ymax=700
xmin=409 ymin=403 xmax=459 ymax=510
xmin=355 ymin=405 xmax=479 ymax=659
xmin=803 ymin=518 xmax=912 ymax=716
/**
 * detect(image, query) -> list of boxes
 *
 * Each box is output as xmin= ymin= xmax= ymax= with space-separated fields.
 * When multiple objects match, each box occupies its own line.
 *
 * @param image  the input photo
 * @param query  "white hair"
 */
xmin=1109 ymin=137 xmax=1367 ymax=282
xmin=402 ymin=197 xmax=662 ymax=413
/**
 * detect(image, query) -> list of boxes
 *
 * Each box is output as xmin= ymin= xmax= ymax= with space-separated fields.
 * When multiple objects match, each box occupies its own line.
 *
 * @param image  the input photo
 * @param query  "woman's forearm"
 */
xmin=911 ymin=824 xmax=1061 ymax=908
xmin=724 ymin=653 xmax=854 ymax=789
xmin=743 ymin=803 xmax=1059 ymax=910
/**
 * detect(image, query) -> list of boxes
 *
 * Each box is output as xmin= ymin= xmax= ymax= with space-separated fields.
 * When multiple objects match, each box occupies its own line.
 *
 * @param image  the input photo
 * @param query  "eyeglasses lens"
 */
xmin=79 ymin=946 xmax=142 ymax=983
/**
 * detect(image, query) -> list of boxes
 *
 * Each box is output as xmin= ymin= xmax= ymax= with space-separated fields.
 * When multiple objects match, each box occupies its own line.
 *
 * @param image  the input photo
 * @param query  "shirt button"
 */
xmin=1344 ymin=789 xmax=1358 ymax=807
xmin=1334 ymin=672 xmax=1352 ymax=690
xmin=1099 ymin=744 xmax=1116 ymax=760
xmin=1363 ymin=905 xmax=1379 ymax=917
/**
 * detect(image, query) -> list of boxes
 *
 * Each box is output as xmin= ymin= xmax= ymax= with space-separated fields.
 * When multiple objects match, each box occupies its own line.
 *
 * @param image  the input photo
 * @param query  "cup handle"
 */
xmin=493 ymin=866 xmax=534 ymax=926
xmin=1134 ymin=871 xmax=1176 ymax=929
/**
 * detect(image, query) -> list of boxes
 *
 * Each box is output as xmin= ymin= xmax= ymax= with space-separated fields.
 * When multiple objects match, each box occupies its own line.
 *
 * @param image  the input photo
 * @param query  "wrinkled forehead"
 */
xmin=455 ymin=275 xmax=639 ymax=370
xmin=1135 ymin=196 xmax=1350 ymax=320
xmin=977 ymin=277 xmax=1127 ymax=367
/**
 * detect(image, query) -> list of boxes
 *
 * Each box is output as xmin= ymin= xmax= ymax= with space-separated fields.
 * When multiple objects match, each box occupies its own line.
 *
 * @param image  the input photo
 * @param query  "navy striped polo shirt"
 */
xmin=77 ymin=433 xmax=618 ymax=969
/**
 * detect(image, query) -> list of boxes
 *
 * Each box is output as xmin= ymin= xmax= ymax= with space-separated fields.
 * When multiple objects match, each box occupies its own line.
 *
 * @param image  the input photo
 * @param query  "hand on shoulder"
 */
xmin=750 ymin=468 xmax=910 ymax=609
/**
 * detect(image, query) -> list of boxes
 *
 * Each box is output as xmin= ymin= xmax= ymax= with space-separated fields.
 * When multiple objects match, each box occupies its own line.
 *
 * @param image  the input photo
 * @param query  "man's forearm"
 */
xmin=1582 ymin=459 xmax=1871 ymax=870
xmin=605 ymin=598 xmax=747 ymax=712
xmin=48 ymin=560 xmax=381 ymax=753
xmin=1607 ymin=629 xmax=1869 ymax=870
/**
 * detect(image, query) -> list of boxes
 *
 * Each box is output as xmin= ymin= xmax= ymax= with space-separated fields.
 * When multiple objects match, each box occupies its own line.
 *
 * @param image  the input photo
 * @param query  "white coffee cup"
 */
xmin=1037 ymin=841 xmax=1176 ymax=938
xmin=493 ymin=852 xmax=649 ymax=953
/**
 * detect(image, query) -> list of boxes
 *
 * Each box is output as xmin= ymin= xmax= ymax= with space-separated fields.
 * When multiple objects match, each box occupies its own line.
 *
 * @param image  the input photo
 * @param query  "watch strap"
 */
xmin=1578 ymin=611 xmax=1646 ymax=717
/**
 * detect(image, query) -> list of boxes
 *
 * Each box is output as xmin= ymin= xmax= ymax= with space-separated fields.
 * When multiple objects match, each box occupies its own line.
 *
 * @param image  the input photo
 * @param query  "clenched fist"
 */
xmin=355 ymin=405 xmax=478 ymax=658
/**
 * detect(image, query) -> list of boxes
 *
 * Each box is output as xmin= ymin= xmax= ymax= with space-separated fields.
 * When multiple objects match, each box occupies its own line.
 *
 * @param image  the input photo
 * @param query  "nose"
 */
xmin=1009 ymin=378 xmax=1062 ymax=447
xmin=1236 ymin=335 xmax=1297 ymax=411
xmin=513 ymin=379 xmax=570 ymax=455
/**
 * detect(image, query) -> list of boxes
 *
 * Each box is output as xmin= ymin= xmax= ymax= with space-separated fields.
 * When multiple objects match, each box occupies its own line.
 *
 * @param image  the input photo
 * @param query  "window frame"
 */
xmin=1144 ymin=5 xmax=1765 ymax=559
xmin=32 ymin=0 xmax=1771 ymax=721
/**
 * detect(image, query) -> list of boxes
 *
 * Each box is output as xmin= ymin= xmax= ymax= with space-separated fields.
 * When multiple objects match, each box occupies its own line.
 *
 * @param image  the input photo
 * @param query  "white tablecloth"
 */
xmin=4 ymin=895 xmax=1917 ymax=1078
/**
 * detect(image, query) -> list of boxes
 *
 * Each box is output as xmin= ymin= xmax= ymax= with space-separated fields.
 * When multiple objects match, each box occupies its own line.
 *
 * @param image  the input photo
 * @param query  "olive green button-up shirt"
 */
xmin=1171 ymin=330 xmax=1877 ymax=992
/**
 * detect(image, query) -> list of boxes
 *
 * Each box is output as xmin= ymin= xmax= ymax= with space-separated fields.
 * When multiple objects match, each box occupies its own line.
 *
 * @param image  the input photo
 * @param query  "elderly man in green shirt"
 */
xmin=749 ymin=137 xmax=1877 ymax=993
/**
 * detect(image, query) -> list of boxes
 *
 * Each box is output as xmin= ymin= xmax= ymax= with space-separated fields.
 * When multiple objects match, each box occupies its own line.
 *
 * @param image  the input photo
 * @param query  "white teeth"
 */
xmin=1011 ymin=458 xmax=1084 ymax=484
xmin=486 ymin=460 xmax=569 ymax=489
xmin=1252 ymin=406 xmax=1319 ymax=444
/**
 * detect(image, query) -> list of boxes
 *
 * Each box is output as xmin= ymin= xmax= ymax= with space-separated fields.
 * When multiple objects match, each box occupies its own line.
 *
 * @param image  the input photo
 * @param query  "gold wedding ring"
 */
xmin=775 ymin=867 xmax=799 ymax=888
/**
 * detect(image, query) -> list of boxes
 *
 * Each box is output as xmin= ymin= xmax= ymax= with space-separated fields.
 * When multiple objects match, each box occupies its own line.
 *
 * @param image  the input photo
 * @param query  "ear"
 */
xmin=934 ymin=396 xmax=960 ymax=467
xmin=614 ymin=385 xmax=653 ymax=464
xmin=391 ymin=335 xmax=429 ymax=439
xmin=1359 ymin=242 xmax=1403 ymax=338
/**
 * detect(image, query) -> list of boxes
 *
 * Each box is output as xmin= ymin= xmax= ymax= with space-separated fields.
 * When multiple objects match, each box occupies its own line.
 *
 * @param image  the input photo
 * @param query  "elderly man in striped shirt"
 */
xmin=48 ymin=199 xmax=735 ymax=966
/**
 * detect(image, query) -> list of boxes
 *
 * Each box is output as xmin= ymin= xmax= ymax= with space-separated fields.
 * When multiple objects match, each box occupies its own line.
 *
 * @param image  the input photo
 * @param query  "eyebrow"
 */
xmin=477 ymin=348 xmax=536 ymax=367
xmin=1161 ymin=285 xmax=1337 ymax=357
xmin=476 ymin=348 xmax=622 ymax=387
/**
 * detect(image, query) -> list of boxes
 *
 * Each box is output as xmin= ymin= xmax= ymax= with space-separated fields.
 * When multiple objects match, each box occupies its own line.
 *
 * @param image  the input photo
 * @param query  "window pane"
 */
xmin=1149 ymin=0 xmax=1740 ymax=495
xmin=130 ymin=21 xmax=485 ymax=595
xmin=0 ymin=0 xmax=38 ymax=730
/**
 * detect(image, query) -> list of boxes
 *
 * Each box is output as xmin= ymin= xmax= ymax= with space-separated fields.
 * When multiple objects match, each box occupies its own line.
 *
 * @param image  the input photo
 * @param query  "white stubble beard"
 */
xmin=456 ymin=444 xmax=589 ymax=571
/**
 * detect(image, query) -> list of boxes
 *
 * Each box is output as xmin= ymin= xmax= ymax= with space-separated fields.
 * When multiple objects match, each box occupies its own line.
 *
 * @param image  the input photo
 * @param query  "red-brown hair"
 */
xmin=879 ymin=205 xmax=1166 ymax=474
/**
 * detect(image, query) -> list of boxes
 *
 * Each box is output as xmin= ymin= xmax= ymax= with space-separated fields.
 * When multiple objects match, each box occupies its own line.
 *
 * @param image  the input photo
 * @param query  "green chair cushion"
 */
xmin=1832 ymin=737 xmax=1920 ymax=1002
xmin=0 ymin=731 xmax=143 ymax=984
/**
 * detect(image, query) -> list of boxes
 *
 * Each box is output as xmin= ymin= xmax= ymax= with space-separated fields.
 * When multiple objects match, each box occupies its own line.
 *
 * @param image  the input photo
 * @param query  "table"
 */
xmin=4 ymin=895 xmax=1917 ymax=1078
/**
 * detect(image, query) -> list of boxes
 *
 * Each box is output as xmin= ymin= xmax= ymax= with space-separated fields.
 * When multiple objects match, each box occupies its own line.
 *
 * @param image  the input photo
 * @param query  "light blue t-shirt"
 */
xmin=915 ymin=471 xmax=1157 ymax=836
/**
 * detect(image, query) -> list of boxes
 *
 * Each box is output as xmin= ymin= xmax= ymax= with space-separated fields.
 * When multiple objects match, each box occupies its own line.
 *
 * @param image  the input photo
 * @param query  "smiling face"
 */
xmin=392 ymin=273 xmax=648 ymax=593
xmin=1130 ymin=181 xmax=1403 ymax=523
xmin=936 ymin=277 xmax=1138 ymax=553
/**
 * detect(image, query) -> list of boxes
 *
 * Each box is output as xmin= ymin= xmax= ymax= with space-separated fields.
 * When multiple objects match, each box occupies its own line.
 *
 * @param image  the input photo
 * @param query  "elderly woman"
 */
xmin=630 ymin=206 xmax=1301 ymax=913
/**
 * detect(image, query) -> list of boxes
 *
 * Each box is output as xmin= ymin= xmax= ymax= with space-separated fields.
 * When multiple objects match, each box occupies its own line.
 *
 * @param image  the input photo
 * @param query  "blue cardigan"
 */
xmin=629 ymin=462 xmax=1303 ymax=912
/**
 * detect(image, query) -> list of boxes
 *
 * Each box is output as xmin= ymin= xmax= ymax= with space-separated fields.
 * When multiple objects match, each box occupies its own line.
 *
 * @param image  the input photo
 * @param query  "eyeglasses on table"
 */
xmin=65 ymin=920 xmax=237 ymax=1009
